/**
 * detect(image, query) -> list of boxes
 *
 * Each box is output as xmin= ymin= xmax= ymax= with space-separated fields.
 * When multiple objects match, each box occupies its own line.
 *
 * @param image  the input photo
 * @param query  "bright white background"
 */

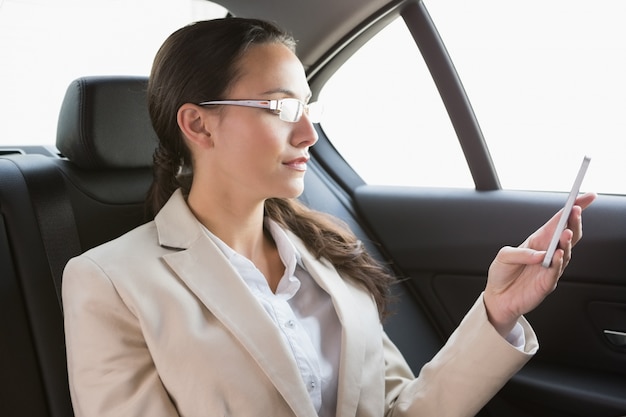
xmin=1 ymin=0 xmax=624 ymax=194
xmin=320 ymin=0 xmax=626 ymax=194
xmin=427 ymin=0 xmax=626 ymax=194
xmin=0 ymin=0 xmax=225 ymax=146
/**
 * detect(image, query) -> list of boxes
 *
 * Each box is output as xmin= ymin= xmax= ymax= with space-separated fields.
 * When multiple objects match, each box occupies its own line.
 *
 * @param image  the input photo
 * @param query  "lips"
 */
xmin=284 ymin=156 xmax=309 ymax=171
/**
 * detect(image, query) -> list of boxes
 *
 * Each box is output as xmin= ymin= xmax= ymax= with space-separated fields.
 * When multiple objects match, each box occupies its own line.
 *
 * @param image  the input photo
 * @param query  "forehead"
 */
xmin=230 ymin=42 xmax=310 ymax=98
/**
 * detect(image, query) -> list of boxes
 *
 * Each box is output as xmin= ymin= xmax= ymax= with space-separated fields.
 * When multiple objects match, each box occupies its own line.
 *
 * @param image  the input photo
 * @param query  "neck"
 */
xmin=187 ymin=188 xmax=285 ymax=292
xmin=186 ymin=184 xmax=269 ymax=259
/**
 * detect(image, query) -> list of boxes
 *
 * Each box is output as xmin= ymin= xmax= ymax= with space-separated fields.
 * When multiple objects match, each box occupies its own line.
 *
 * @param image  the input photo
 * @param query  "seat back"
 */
xmin=0 ymin=76 xmax=157 ymax=417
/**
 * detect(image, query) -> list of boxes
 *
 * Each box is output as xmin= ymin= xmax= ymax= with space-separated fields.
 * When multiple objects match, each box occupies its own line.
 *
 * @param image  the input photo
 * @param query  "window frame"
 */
xmin=307 ymin=0 xmax=500 ymax=193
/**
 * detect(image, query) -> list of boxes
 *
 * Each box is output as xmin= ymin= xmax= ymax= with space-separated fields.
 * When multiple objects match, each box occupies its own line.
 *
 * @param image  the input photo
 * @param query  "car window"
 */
xmin=0 ymin=0 xmax=227 ymax=147
xmin=320 ymin=1 xmax=626 ymax=194
xmin=318 ymin=17 xmax=474 ymax=189
xmin=427 ymin=0 xmax=626 ymax=194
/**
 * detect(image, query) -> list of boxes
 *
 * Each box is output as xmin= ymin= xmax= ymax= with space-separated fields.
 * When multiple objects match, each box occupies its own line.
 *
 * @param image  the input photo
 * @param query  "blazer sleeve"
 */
xmin=383 ymin=293 xmax=538 ymax=417
xmin=63 ymin=255 xmax=180 ymax=417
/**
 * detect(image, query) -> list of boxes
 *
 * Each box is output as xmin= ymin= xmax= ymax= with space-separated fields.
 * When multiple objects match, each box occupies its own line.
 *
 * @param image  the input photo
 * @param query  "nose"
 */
xmin=291 ymin=113 xmax=319 ymax=148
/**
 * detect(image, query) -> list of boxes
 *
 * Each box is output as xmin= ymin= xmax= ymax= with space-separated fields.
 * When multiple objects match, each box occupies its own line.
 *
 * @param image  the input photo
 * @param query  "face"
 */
xmin=198 ymin=42 xmax=318 ymax=204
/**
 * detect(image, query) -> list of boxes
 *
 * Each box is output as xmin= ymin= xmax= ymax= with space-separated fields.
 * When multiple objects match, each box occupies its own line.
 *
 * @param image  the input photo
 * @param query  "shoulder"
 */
xmin=63 ymin=219 xmax=168 ymax=292
xmin=62 ymin=219 xmax=179 ymax=314
xmin=80 ymin=220 xmax=160 ymax=264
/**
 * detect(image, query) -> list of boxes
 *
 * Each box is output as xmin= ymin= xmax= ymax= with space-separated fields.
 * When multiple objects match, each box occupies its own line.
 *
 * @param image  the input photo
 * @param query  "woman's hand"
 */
xmin=484 ymin=192 xmax=597 ymax=337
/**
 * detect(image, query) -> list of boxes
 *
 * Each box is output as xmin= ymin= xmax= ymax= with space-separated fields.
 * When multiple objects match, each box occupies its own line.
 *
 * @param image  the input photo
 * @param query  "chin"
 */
xmin=275 ymin=183 xmax=305 ymax=199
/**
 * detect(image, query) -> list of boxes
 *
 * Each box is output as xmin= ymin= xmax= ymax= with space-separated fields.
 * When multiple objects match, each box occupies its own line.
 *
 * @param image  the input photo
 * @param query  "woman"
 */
xmin=62 ymin=18 xmax=596 ymax=417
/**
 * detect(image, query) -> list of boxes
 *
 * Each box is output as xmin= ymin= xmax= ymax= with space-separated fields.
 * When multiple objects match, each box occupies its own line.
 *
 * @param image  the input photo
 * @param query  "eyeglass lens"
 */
xmin=279 ymin=99 xmax=322 ymax=123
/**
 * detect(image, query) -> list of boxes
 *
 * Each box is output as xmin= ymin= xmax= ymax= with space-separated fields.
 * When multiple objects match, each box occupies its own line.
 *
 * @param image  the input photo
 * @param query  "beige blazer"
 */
xmin=63 ymin=189 xmax=537 ymax=417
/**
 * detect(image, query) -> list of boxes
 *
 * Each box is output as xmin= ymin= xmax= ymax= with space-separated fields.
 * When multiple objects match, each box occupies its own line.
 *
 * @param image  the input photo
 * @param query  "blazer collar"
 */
xmin=155 ymin=190 xmax=317 ymax=417
xmin=154 ymin=189 xmax=203 ymax=250
xmin=155 ymin=190 xmax=366 ymax=417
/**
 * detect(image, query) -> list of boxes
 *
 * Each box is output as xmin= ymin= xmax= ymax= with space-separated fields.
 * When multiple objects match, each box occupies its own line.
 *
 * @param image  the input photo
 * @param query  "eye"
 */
xmin=277 ymin=98 xmax=303 ymax=122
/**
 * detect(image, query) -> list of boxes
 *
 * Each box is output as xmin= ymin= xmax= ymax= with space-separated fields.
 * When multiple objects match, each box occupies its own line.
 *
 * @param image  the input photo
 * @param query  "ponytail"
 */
xmin=147 ymin=145 xmax=192 ymax=215
xmin=265 ymin=198 xmax=395 ymax=319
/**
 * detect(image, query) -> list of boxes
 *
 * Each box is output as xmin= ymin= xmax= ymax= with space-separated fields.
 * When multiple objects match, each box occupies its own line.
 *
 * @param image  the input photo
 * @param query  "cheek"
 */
xmin=229 ymin=119 xmax=289 ymax=155
xmin=215 ymin=110 xmax=293 ymax=163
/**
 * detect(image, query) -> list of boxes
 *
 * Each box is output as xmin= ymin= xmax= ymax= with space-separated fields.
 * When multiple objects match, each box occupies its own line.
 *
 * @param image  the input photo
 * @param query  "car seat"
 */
xmin=0 ymin=76 xmax=156 ymax=417
xmin=0 ymin=75 xmax=438 ymax=417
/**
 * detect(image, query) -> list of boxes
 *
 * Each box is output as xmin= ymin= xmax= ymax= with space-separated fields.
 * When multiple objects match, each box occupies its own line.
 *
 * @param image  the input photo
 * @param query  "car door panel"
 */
xmin=353 ymin=185 xmax=626 ymax=416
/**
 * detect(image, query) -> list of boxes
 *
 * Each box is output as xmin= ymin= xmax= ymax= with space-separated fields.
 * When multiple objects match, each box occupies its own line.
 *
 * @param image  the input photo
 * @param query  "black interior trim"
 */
xmin=505 ymin=362 xmax=626 ymax=416
xmin=0 ymin=215 xmax=50 ymax=416
xmin=0 ymin=157 xmax=73 ymax=417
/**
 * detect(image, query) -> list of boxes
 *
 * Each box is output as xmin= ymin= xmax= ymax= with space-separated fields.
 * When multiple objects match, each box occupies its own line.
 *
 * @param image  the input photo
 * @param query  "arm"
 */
xmin=384 ymin=193 xmax=596 ymax=417
xmin=384 ymin=294 xmax=537 ymax=417
xmin=63 ymin=256 xmax=180 ymax=417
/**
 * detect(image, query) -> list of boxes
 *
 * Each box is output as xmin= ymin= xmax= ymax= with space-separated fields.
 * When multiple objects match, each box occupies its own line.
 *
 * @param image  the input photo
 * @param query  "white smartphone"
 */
xmin=542 ymin=156 xmax=591 ymax=268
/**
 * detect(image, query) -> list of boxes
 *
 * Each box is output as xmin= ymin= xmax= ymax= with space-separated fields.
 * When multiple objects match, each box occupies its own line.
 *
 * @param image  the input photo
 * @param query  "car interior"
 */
xmin=1 ymin=0 xmax=625 ymax=416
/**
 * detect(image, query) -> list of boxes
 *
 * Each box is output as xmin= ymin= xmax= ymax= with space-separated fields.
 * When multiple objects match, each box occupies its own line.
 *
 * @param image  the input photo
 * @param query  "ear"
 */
xmin=177 ymin=103 xmax=214 ymax=148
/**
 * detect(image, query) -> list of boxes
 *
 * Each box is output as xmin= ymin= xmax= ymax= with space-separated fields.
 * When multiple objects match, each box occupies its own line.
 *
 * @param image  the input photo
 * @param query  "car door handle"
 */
xmin=603 ymin=330 xmax=626 ymax=347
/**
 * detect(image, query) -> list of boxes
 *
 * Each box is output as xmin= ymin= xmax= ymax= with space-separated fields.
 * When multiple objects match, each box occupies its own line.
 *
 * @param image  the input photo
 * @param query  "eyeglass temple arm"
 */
xmin=197 ymin=100 xmax=278 ymax=111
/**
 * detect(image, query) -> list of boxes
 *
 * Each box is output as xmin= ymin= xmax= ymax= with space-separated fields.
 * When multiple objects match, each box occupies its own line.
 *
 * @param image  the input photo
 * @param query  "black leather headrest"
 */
xmin=56 ymin=76 xmax=158 ymax=169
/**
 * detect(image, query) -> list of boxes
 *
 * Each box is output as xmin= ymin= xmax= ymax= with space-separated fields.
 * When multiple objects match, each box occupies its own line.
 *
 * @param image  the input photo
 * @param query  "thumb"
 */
xmin=494 ymin=246 xmax=546 ymax=266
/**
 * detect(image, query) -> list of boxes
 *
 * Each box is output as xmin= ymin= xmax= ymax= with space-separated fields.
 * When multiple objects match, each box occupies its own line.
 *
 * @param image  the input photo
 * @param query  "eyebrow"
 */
xmin=261 ymin=88 xmax=312 ymax=102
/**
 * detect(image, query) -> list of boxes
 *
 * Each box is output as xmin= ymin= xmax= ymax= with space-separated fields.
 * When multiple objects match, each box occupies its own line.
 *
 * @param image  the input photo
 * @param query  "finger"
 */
xmin=495 ymin=246 xmax=546 ymax=266
xmin=567 ymin=206 xmax=583 ymax=244
xmin=550 ymin=192 xmax=595 ymax=229
xmin=522 ymin=192 xmax=595 ymax=251
xmin=544 ymin=248 xmax=565 ymax=288
xmin=558 ymin=228 xmax=574 ymax=267
xmin=538 ymin=192 xmax=595 ymax=246
xmin=575 ymin=192 xmax=597 ymax=211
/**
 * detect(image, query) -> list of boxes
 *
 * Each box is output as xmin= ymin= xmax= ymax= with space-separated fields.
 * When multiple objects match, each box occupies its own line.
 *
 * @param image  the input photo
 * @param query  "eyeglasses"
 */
xmin=197 ymin=98 xmax=323 ymax=123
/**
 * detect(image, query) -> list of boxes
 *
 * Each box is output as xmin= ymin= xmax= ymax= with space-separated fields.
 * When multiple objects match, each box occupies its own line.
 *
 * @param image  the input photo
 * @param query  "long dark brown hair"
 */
xmin=146 ymin=17 xmax=395 ymax=318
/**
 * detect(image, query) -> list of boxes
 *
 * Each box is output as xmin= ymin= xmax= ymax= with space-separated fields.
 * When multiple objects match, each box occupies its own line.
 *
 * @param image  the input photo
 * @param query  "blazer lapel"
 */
xmin=289 ymin=233 xmax=366 ymax=417
xmin=154 ymin=191 xmax=318 ymax=417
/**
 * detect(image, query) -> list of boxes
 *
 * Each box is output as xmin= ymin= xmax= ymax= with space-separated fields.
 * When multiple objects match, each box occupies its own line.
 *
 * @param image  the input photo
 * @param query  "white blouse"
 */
xmin=201 ymin=219 xmax=341 ymax=417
